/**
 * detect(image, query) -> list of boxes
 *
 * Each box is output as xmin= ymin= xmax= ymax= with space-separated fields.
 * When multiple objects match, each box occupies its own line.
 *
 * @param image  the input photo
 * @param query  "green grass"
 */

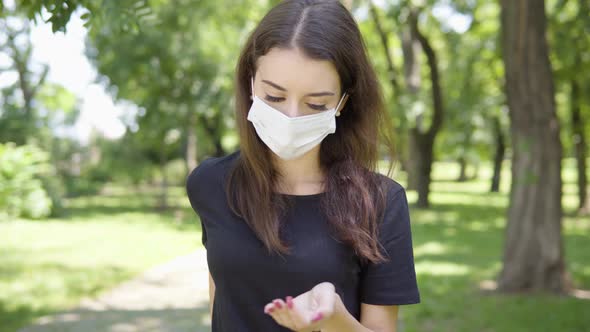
xmin=0 ymin=185 xmax=203 ymax=332
xmin=2 ymin=160 xmax=589 ymax=332
xmin=392 ymin=161 xmax=590 ymax=332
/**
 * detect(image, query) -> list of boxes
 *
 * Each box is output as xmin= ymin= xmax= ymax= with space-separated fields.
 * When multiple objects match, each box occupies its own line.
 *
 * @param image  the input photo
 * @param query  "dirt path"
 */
xmin=18 ymin=250 xmax=211 ymax=332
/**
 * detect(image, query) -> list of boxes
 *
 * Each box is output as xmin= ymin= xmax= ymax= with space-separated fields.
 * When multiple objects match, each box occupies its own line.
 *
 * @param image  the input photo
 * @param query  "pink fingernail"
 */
xmin=273 ymin=300 xmax=283 ymax=309
xmin=312 ymin=312 xmax=323 ymax=322
xmin=286 ymin=296 xmax=293 ymax=309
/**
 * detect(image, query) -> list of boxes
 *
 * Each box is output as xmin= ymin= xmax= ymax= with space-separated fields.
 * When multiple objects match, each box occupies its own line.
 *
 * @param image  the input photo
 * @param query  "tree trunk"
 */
xmin=369 ymin=1 xmax=400 ymax=96
xmin=409 ymin=129 xmax=434 ymax=207
xmin=498 ymin=0 xmax=567 ymax=293
xmin=368 ymin=1 xmax=409 ymax=176
xmin=186 ymin=111 xmax=198 ymax=173
xmin=201 ymin=113 xmax=225 ymax=157
xmin=457 ymin=156 xmax=467 ymax=182
xmin=158 ymin=147 xmax=168 ymax=210
xmin=400 ymin=12 xmax=422 ymax=191
xmin=367 ymin=5 xmax=443 ymax=205
xmin=571 ymin=79 xmax=589 ymax=213
xmin=213 ymin=140 xmax=224 ymax=157
xmin=491 ymin=116 xmax=505 ymax=193
xmin=4 ymin=22 xmax=48 ymax=145
xmin=408 ymin=10 xmax=444 ymax=208
xmin=472 ymin=164 xmax=479 ymax=181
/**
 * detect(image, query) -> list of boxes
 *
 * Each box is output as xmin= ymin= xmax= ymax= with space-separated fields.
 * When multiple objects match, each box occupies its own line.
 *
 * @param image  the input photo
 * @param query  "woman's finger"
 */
xmin=272 ymin=298 xmax=298 ymax=329
xmin=271 ymin=299 xmax=291 ymax=323
xmin=266 ymin=299 xmax=288 ymax=327
xmin=263 ymin=302 xmax=275 ymax=314
xmin=272 ymin=298 xmax=286 ymax=310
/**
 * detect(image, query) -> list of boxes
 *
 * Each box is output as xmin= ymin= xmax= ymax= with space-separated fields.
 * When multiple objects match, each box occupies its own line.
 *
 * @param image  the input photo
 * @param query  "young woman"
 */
xmin=186 ymin=0 xmax=420 ymax=331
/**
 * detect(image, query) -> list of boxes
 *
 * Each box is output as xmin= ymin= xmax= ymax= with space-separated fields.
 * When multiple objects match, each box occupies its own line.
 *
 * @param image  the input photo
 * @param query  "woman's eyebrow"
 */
xmin=262 ymin=79 xmax=286 ymax=91
xmin=306 ymin=91 xmax=335 ymax=97
xmin=261 ymin=79 xmax=335 ymax=97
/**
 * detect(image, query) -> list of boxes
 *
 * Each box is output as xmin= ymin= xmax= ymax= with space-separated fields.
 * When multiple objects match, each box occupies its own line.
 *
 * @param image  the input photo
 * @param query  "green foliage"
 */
xmin=36 ymin=83 xmax=80 ymax=127
xmin=435 ymin=1 xmax=507 ymax=164
xmin=83 ymin=0 xmax=275 ymax=164
xmin=7 ymin=0 xmax=158 ymax=33
xmin=162 ymin=158 xmax=188 ymax=186
xmin=38 ymin=171 xmax=66 ymax=216
xmin=0 ymin=14 xmax=50 ymax=146
xmin=90 ymin=134 xmax=157 ymax=186
xmin=548 ymin=0 xmax=590 ymax=156
xmin=0 ymin=142 xmax=53 ymax=219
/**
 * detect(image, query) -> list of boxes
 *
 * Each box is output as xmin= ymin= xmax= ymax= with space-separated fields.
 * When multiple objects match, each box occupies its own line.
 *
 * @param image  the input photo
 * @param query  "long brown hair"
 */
xmin=227 ymin=0 xmax=396 ymax=264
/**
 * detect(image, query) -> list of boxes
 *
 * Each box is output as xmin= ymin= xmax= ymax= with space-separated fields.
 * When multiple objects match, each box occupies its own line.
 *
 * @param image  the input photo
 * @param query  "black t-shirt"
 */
xmin=185 ymin=151 xmax=420 ymax=331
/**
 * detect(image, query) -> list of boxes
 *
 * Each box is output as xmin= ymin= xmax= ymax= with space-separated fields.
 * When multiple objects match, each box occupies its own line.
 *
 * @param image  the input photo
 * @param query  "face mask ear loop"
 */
xmin=335 ymin=92 xmax=347 ymax=117
xmin=250 ymin=77 xmax=255 ymax=100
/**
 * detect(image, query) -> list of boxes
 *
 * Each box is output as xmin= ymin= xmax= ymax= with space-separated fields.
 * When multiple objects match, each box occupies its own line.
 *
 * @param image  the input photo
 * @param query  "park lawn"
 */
xmin=2 ymin=160 xmax=589 ymax=332
xmin=0 ymin=185 xmax=203 ymax=332
xmin=395 ymin=160 xmax=590 ymax=332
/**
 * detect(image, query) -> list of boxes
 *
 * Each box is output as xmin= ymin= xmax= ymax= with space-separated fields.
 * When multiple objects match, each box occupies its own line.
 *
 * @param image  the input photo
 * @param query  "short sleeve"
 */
xmin=359 ymin=185 xmax=420 ymax=305
xmin=185 ymin=160 xmax=213 ymax=249
xmin=200 ymin=224 xmax=207 ymax=248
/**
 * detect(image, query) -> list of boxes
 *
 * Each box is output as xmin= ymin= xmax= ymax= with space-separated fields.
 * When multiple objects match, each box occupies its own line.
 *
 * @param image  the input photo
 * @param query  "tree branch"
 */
xmin=409 ymin=9 xmax=444 ymax=139
xmin=368 ymin=1 xmax=400 ymax=95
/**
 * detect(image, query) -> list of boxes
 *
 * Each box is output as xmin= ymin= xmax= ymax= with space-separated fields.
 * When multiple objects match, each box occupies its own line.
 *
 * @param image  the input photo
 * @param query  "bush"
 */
xmin=39 ymin=173 xmax=66 ymax=216
xmin=164 ymin=159 xmax=188 ymax=186
xmin=0 ymin=142 xmax=54 ymax=219
xmin=62 ymin=174 xmax=102 ymax=197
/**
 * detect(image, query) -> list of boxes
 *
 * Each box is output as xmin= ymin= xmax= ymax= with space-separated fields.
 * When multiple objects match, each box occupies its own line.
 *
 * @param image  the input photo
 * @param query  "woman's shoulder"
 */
xmin=188 ymin=150 xmax=239 ymax=179
xmin=185 ymin=150 xmax=240 ymax=201
xmin=371 ymin=171 xmax=405 ymax=199
xmin=369 ymin=172 xmax=411 ymax=231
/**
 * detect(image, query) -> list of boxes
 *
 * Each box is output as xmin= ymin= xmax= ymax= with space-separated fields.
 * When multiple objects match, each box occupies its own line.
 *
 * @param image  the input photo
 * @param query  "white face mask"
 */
xmin=247 ymin=78 xmax=347 ymax=160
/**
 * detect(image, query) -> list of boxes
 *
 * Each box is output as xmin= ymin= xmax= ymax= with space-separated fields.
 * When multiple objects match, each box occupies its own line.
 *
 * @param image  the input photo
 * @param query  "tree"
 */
xmin=85 ymin=0 xmax=268 ymax=207
xmin=0 ymin=15 xmax=48 ymax=144
xmin=437 ymin=1 xmax=508 ymax=191
xmin=548 ymin=0 xmax=590 ymax=214
xmin=4 ymin=0 xmax=156 ymax=33
xmin=498 ymin=0 xmax=567 ymax=292
xmin=368 ymin=1 xmax=445 ymax=208
xmin=406 ymin=8 xmax=444 ymax=207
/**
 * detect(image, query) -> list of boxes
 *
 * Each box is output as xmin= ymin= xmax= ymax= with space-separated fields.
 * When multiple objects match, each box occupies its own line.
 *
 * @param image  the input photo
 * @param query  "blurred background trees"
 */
xmin=2 ymin=0 xmax=589 ymax=297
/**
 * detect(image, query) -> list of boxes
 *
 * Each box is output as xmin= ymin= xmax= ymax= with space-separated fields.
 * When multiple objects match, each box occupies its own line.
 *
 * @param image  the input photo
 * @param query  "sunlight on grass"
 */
xmin=397 ymin=159 xmax=590 ymax=332
xmin=0 ymin=186 xmax=202 ymax=332
xmin=3 ymin=160 xmax=590 ymax=332
xmin=415 ymin=261 xmax=471 ymax=276
xmin=414 ymin=241 xmax=449 ymax=256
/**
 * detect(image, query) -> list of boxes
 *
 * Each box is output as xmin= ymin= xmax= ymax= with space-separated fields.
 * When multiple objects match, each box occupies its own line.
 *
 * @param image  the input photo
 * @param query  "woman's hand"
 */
xmin=263 ymin=281 xmax=339 ymax=332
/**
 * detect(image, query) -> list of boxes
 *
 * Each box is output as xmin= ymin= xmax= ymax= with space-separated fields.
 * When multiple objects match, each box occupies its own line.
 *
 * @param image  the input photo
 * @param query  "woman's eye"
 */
xmin=307 ymin=103 xmax=327 ymax=111
xmin=265 ymin=95 xmax=284 ymax=102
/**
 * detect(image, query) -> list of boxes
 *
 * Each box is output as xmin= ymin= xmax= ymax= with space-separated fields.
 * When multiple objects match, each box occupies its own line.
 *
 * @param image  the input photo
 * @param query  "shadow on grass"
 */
xmin=15 ymin=306 xmax=211 ymax=332
xmin=0 ymin=302 xmax=53 ymax=332
xmin=0 ymin=263 xmax=133 ymax=332
xmin=42 ymin=189 xmax=201 ymax=232
xmin=410 ymin=201 xmax=506 ymax=231
xmin=408 ymin=272 xmax=590 ymax=332
xmin=404 ymin=198 xmax=590 ymax=331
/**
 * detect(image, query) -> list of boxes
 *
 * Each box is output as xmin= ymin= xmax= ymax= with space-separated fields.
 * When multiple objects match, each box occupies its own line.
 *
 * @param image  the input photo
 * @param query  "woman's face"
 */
xmin=253 ymin=47 xmax=344 ymax=118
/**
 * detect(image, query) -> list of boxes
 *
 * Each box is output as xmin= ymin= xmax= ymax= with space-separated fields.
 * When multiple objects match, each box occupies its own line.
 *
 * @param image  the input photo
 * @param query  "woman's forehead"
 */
xmin=255 ymin=48 xmax=341 ymax=94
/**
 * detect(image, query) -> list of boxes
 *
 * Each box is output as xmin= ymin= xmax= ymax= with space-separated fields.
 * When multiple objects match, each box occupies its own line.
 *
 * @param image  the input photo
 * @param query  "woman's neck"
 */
xmin=272 ymin=146 xmax=326 ymax=195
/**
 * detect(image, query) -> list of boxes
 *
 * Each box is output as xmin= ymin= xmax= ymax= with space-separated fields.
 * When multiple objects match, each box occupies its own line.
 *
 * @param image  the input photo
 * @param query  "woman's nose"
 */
xmin=283 ymin=101 xmax=302 ymax=118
